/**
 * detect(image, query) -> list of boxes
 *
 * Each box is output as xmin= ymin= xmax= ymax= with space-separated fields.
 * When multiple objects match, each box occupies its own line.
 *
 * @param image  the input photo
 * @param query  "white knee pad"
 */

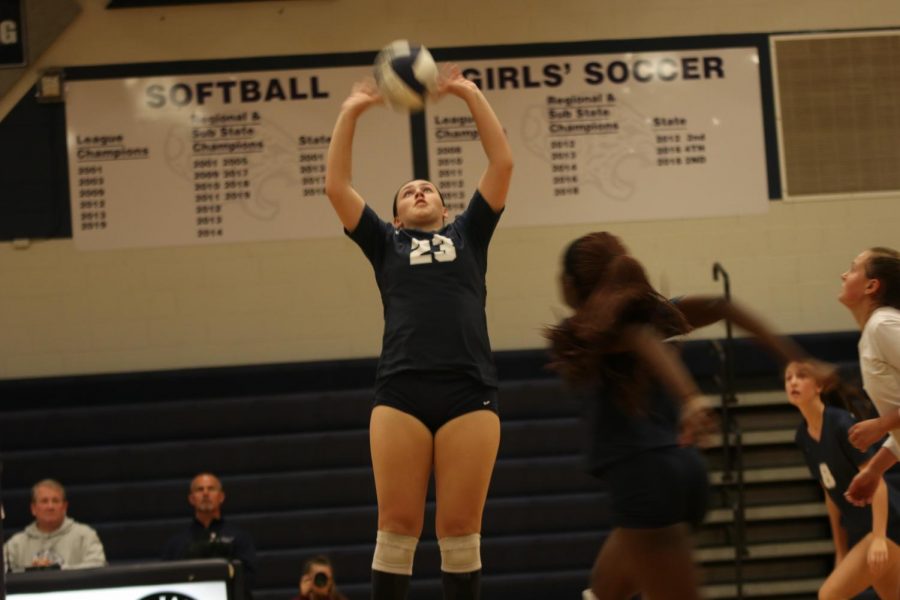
xmin=372 ymin=530 xmax=418 ymax=575
xmin=438 ymin=534 xmax=482 ymax=573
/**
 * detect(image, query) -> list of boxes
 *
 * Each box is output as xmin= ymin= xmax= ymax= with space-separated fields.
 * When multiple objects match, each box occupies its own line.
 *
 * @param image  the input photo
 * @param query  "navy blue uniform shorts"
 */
xmin=603 ymin=445 xmax=709 ymax=529
xmin=374 ymin=370 xmax=499 ymax=434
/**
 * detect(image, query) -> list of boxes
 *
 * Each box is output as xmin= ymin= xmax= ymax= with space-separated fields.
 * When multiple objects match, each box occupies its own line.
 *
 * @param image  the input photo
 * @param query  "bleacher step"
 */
xmin=734 ymin=391 xmax=789 ymax=408
xmin=706 ymin=428 xmax=796 ymax=448
xmin=709 ymin=466 xmax=809 ymax=485
xmin=696 ymin=539 xmax=833 ymax=563
xmin=702 ymin=577 xmax=824 ymax=599
xmin=704 ymin=502 xmax=826 ymax=524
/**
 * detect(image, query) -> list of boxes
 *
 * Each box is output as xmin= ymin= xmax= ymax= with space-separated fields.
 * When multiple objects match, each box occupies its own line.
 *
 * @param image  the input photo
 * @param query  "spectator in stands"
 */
xmin=3 ymin=479 xmax=106 ymax=572
xmin=839 ymin=248 xmax=900 ymax=507
xmin=545 ymin=231 xmax=817 ymax=600
xmin=785 ymin=360 xmax=900 ymax=599
xmin=162 ymin=473 xmax=257 ymax=597
xmin=292 ymin=555 xmax=348 ymax=600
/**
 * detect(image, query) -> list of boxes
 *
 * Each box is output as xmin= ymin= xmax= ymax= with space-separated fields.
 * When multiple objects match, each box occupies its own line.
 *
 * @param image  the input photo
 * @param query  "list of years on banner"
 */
xmin=190 ymin=111 xmax=263 ymax=240
xmin=431 ymin=115 xmax=473 ymax=215
xmin=297 ymin=133 xmax=328 ymax=200
xmin=545 ymin=94 xmax=618 ymax=199
xmin=545 ymin=94 xmax=709 ymax=197
xmin=73 ymin=134 xmax=150 ymax=233
xmin=429 ymin=92 xmax=712 ymax=205
xmin=188 ymin=115 xmax=329 ymax=239
xmin=65 ymin=67 xmax=414 ymax=249
xmin=652 ymin=118 xmax=707 ymax=167
xmin=425 ymin=49 xmax=768 ymax=226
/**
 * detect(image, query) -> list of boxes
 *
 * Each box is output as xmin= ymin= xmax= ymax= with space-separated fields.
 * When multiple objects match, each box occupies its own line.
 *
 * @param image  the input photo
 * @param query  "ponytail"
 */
xmin=822 ymin=381 xmax=876 ymax=421
xmin=547 ymin=236 xmax=690 ymax=412
xmin=866 ymin=248 xmax=900 ymax=310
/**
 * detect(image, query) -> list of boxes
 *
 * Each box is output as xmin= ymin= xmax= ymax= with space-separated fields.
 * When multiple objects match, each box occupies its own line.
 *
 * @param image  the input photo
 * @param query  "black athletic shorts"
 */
xmin=604 ymin=445 xmax=709 ymax=529
xmin=374 ymin=370 xmax=499 ymax=434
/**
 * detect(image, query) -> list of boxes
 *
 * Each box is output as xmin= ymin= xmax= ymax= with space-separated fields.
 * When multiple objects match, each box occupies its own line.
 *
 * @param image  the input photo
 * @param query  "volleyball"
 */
xmin=374 ymin=40 xmax=439 ymax=112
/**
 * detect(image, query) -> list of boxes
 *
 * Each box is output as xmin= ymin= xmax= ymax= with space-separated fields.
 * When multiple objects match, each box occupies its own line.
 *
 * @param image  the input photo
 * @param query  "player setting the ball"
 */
xmin=324 ymin=41 xmax=513 ymax=600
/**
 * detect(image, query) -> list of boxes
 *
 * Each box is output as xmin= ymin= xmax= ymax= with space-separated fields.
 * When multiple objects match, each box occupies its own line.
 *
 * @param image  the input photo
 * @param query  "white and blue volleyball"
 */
xmin=374 ymin=40 xmax=439 ymax=112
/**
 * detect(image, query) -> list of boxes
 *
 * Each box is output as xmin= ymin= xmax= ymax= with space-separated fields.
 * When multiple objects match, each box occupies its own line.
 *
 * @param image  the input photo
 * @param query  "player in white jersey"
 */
xmin=840 ymin=247 xmax=900 ymax=507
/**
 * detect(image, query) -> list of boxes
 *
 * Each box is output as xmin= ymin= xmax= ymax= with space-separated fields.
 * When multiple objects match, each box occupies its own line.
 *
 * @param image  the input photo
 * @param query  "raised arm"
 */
xmin=324 ymin=80 xmax=382 ymax=232
xmin=676 ymin=295 xmax=808 ymax=365
xmin=438 ymin=65 xmax=513 ymax=213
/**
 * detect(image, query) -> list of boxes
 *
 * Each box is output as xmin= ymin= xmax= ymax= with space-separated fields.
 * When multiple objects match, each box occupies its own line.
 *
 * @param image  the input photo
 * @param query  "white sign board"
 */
xmin=64 ymin=66 xmax=412 ymax=250
xmin=426 ymin=47 xmax=769 ymax=224
xmin=64 ymin=46 xmax=769 ymax=250
xmin=8 ymin=580 xmax=227 ymax=600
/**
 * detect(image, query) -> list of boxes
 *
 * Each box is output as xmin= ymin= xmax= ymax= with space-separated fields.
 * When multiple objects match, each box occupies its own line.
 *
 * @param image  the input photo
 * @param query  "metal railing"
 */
xmin=712 ymin=262 xmax=747 ymax=599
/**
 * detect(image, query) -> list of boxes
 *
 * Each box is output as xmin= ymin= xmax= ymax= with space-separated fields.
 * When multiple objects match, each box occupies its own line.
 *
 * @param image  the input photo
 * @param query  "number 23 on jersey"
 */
xmin=409 ymin=234 xmax=457 ymax=265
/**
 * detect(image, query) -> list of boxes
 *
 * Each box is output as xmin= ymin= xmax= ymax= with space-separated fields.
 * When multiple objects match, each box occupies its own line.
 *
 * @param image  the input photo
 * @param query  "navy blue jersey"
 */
xmin=795 ymin=406 xmax=900 ymax=544
xmin=585 ymin=381 xmax=680 ymax=474
xmin=347 ymin=190 xmax=501 ymax=386
xmin=583 ymin=298 xmax=686 ymax=474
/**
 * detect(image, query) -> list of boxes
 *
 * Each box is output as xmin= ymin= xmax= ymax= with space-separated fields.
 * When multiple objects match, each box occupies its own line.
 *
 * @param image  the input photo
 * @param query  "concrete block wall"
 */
xmin=1 ymin=0 xmax=898 ymax=379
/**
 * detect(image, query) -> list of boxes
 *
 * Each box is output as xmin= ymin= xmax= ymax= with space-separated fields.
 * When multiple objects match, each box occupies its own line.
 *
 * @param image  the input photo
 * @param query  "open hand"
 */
xmin=679 ymin=396 xmax=718 ymax=448
xmin=436 ymin=64 xmax=478 ymax=98
xmin=867 ymin=536 xmax=889 ymax=576
xmin=341 ymin=78 xmax=383 ymax=114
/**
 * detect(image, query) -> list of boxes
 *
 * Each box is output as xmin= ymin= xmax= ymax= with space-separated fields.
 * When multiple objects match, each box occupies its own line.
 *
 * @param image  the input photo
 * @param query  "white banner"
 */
xmin=8 ymin=580 xmax=227 ymax=600
xmin=64 ymin=66 xmax=412 ymax=250
xmin=64 ymin=46 xmax=769 ymax=250
xmin=426 ymin=47 xmax=769 ymax=224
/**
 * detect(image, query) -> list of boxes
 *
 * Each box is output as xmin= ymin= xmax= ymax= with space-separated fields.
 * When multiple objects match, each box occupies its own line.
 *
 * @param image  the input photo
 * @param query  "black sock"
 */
xmin=371 ymin=569 xmax=410 ymax=600
xmin=441 ymin=570 xmax=481 ymax=600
